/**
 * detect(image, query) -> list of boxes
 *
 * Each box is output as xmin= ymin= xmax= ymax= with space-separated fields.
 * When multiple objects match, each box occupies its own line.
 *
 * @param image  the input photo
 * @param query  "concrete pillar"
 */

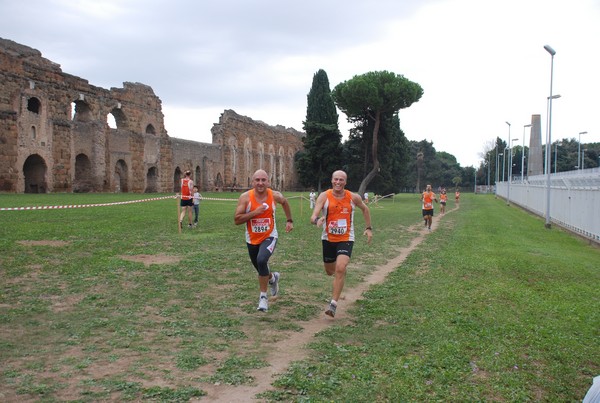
xmin=528 ymin=114 xmax=543 ymax=176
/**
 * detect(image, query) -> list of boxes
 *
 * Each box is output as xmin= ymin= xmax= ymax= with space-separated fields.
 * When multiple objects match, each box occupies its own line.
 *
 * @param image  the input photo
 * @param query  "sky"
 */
xmin=2 ymin=0 xmax=599 ymax=167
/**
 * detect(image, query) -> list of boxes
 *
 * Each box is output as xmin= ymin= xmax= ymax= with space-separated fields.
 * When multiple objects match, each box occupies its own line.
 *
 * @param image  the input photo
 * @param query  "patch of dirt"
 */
xmin=198 ymin=206 xmax=458 ymax=402
xmin=17 ymin=240 xmax=71 ymax=247
xmin=119 ymin=254 xmax=182 ymax=267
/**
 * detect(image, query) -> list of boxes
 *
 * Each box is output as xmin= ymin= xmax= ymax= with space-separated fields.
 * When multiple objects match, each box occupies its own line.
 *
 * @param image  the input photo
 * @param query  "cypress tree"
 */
xmin=296 ymin=69 xmax=343 ymax=191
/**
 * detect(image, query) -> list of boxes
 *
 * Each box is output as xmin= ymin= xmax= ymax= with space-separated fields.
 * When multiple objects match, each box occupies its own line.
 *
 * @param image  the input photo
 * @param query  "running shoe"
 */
xmin=269 ymin=272 xmax=280 ymax=297
xmin=257 ymin=296 xmax=268 ymax=312
xmin=325 ymin=302 xmax=337 ymax=317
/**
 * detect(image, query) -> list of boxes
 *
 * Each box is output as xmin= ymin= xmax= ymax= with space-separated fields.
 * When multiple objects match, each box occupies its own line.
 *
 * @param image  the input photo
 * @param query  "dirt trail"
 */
xmin=200 ymin=208 xmax=455 ymax=402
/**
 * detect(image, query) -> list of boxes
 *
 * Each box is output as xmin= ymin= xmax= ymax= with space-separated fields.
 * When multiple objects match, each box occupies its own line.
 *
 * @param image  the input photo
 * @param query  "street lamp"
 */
xmin=506 ymin=121 xmax=512 ymax=205
xmin=496 ymin=149 xmax=502 ymax=185
xmin=503 ymin=147 xmax=508 ymax=182
xmin=522 ymin=124 xmax=532 ymax=182
xmin=487 ymin=155 xmax=490 ymax=191
xmin=544 ymin=44 xmax=556 ymax=229
xmin=545 ymin=94 xmax=561 ymax=174
xmin=578 ymin=131 xmax=587 ymax=170
xmin=510 ymin=138 xmax=519 ymax=181
xmin=508 ymin=138 xmax=518 ymax=204
xmin=554 ymin=141 xmax=562 ymax=174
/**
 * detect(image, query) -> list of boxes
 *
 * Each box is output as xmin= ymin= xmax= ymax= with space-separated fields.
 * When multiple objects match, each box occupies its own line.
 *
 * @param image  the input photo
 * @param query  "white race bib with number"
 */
xmin=328 ymin=219 xmax=347 ymax=235
xmin=251 ymin=218 xmax=271 ymax=233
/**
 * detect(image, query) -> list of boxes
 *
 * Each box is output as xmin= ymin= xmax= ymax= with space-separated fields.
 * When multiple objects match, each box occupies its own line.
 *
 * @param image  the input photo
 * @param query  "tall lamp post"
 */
xmin=505 ymin=121 xmax=512 ymax=205
xmin=578 ymin=131 xmax=587 ymax=170
xmin=503 ymin=147 xmax=508 ymax=182
xmin=487 ymin=155 xmax=490 ymax=191
xmin=522 ymin=124 xmax=532 ymax=182
xmin=545 ymin=94 xmax=561 ymax=173
xmin=544 ymin=44 xmax=556 ymax=228
xmin=554 ymin=142 xmax=562 ymax=174
xmin=510 ymin=138 xmax=519 ymax=181
xmin=495 ymin=149 xmax=502 ymax=186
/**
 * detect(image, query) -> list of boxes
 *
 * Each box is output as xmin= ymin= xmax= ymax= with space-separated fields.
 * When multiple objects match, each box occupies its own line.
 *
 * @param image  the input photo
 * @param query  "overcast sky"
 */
xmin=2 ymin=0 xmax=599 ymax=167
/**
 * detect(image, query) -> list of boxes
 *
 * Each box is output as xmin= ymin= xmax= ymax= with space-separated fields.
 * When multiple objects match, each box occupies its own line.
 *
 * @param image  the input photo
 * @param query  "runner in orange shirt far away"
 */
xmin=440 ymin=189 xmax=448 ymax=215
xmin=421 ymin=184 xmax=438 ymax=231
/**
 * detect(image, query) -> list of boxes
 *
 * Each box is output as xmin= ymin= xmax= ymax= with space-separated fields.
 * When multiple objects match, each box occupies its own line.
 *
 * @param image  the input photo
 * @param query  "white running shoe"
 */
xmin=257 ymin=296 xmax=268 ymax=312
xmin=269 ymin=272 xmax=280 ymax=297
xmin=325 ymin=302 xmax=337 ymax=317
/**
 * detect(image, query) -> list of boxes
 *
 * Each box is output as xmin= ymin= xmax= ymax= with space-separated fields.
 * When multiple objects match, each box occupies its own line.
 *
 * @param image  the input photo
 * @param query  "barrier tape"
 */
xmin=0 ymin=195 xmax=239 ymax=211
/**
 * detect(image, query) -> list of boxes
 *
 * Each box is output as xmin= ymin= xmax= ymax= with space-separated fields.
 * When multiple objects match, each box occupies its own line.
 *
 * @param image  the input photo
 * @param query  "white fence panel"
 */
xmin=495 ymin=168 xmax=600 ymax=242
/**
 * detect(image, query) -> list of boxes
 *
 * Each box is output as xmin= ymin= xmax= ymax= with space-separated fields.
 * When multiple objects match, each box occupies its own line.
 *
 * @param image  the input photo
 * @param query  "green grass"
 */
xmin=0 ymin=192 xmax=598 ymax=401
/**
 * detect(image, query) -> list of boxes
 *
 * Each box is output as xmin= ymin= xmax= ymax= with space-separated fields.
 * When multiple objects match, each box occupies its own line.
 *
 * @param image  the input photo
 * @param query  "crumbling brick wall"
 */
xmin=0 ymin=38 xmax=304 ymax=194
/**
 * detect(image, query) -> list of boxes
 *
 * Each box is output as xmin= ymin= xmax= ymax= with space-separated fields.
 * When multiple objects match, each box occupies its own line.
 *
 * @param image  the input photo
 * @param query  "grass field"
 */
xmin=0 ymin=192 xmax=598 ymax=401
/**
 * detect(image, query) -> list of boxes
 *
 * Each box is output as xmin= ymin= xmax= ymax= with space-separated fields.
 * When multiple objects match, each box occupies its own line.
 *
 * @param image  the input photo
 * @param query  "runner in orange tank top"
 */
xmin=440 ymin=189 xmax=448 ymax=215
xmin=310 ymin=170 xmax=372 ymax=318
xmin=421 ymin=184 xmax=438 ymax=231
xmin=234 ymin=169 xmax=293 ymax=312
xmin=179 ymin=170 xmax=194 ymax=229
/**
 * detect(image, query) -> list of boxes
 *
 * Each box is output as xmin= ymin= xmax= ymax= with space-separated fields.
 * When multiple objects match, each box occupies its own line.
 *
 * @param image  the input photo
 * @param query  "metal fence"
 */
xmin=495 ymin=168 xmax=600 ymax=242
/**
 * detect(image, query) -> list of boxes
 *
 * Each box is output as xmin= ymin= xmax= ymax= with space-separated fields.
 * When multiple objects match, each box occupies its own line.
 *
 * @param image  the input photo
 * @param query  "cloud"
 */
xmin=1 ymin=0 xmax=598 ymax=168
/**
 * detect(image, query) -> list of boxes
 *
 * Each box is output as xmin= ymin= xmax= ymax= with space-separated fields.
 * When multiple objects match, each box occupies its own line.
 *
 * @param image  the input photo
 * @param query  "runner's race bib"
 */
xmin=328 ymin=219 xmax=347 ymax=235
xmin=251 ymin=218 xmax=271 ymax=233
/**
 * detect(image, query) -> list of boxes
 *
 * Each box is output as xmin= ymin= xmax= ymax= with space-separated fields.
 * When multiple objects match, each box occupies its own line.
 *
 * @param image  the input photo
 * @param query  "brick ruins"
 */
xmin=0 ymin=38 xmax=304 ymax=194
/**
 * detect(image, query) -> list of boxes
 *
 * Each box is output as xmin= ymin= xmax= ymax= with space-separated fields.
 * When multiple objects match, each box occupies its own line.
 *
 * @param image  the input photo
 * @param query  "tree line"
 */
xmin=478 ymin=137 xmax=600 ymax=187
xmin=295 ymin=69 xmax=476 ymax=195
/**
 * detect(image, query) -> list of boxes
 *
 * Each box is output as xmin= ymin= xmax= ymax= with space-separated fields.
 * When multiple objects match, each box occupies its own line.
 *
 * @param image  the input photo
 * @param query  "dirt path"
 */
xmin=200 ymin=208 xmax=454 ymax=402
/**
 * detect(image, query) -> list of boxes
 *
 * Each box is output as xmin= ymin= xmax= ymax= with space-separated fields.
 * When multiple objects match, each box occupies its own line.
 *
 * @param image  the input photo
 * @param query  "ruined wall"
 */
xmin=0 ymin=38 xmax=305 ymax=194
xmin=211 ymin=110 xmax=304 ymax=191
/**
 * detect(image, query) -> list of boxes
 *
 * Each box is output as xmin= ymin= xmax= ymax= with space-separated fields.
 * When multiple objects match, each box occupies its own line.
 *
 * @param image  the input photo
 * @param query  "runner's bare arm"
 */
xmin=234 ymin=192 xmax=266 ymax=225
xmin=273 ymin=191 xmax=294 ymax=232
xmin=352 ymin=192 xmax=372 ymax=243
xmin=310 ymin=192 xmax=327 ymax=226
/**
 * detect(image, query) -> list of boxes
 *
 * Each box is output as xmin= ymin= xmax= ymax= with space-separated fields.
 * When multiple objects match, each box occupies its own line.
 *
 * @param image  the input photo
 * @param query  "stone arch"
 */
xmin=107 ymin=113 xmax=117 ymax=129
xmin=71 ymin=100 xmax=92 ymax=122
xmin=145 ymin=166 xmax=158 ymax=193
xmin=257 ymin=142 xmax=264 ymax=170
xmin=244 ymin=137 xmax=252 ymax=186
xmin=278 ymin=146 xmax=285 ymax=190
xmin=23 ymin=154 xmax=47 ymax=193
xmin=202 ymin=157 xmax=210 ymax=192
xmin=173 ymin=167 xmax=182 ymax=193
xmin=109 ymin=107 xmax=127 ymax=130
xmin=145 ymin=124 xmax=156 ymax=135
xmin=27 ymin=97 xmax=41 ymax=114
xmin=215 ymin=172 xmax=223 ymax=191
xmin=223 ymin=136 xmax=239 ymax=187
xmin=74 ymin=153 xmax=93 ymax=193
xmin=268 ymin=144 xmax=276 ymax=187
xmin=114 ymin=159 xmax=128 ymax=192
xmin=195 ymin=165 xmax=201 ymax=190
xmin=287 ymin=147 xmax=296 ymax=190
